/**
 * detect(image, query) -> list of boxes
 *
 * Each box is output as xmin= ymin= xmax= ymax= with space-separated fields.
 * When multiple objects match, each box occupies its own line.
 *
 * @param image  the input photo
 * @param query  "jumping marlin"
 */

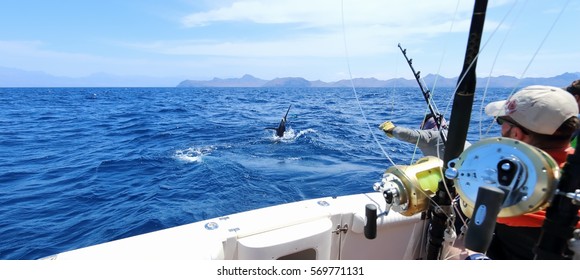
xmin=266 ymin=105 xmax=292 ymax=137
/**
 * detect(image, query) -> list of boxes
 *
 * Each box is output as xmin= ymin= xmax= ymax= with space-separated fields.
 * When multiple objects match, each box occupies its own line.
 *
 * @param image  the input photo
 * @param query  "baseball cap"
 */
xmin=485 ymin=85 xmax=579 ymax=135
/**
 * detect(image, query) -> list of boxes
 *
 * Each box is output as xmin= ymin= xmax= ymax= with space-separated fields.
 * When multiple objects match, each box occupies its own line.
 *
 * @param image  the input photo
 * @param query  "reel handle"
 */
xmin=364 ymin=204 xmax=377 ymax=239
xmin=464 ymin=186 xmax=505 ymax=253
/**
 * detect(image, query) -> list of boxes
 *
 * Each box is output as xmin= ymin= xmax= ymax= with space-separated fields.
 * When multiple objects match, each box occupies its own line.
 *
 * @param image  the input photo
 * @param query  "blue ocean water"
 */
xmin=0 ymin=87 xmax=505 ymax=259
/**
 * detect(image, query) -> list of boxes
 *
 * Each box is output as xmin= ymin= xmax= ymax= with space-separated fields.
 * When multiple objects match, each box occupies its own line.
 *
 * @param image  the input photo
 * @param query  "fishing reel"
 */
xmin=446 ymin=137 xmax=560 ymax=218
xmin=373 ymin=156 xmax=443 ymax=216
xmin=364 ymin=156 xmax=442 ymax=239
xmin=444 ymin=137 xmax=562 ymax=252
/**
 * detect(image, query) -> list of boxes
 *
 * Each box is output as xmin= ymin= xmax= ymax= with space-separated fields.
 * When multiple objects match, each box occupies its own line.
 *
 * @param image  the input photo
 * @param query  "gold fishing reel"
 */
xmin=445 ymin=137 xmax=560 ymax=218
xmin=373 ymin=156 xmax=443 ymax=216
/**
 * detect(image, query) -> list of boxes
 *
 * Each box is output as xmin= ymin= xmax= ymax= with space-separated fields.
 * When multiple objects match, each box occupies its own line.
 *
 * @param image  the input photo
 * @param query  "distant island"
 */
xmin=1 ymin=66 xmax=578 ymax=88
xmin=177 ymin=73 xmax=580 ymax=88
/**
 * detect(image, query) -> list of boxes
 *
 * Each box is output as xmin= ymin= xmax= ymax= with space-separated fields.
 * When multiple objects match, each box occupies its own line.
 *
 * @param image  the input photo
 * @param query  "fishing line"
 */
xmin=412 ymin=0 xmax=464 ymax=225
xmin=390 ymin=58 xmax=398 ymax=117
xmin=419 ymin=0 xmax=507 ymax=231
xmin=480 ymin=0 xmax=571 ymax=138
xmin=442 ymin=2 xmax=517 ymax=120
xmin=440 ymin=0 xmax=570 ymax=234
xmin=399 ymin=0 xmax=460 ymax=165
xmin=392 ymin=49 xmax=426 ymax=164
xmin=424 ymin=0 xmax=462 ymax=163
xmin=413 ymin=0 xmax=460 ymax=164
xmin=439 ymin=0 xmax=523 ymax=230
xmin=479 ymin=0 xmax=523 ymax=139
xmin=448 ymin=0 xmax=570 ymax=119
xmin=436 ymin=0 xmax=516 ymax=181
xmin=429 ymin=0 xmax=461 ymax=100
xmin=440 ymin=1 xmax=573 ymax=256
xmin=512 ymin=0 xmax=571 ymax=87
xmin=340 ymin=0 xmax=397 ymax=168
xmin=393 ymin=0 xmax=462 ymax=197
xmin=339 ymin=1 xmax=456 ymax=227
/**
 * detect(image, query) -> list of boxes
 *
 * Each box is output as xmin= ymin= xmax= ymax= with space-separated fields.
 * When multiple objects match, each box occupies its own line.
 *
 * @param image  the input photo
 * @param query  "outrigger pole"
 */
xmin=426 ymin=0 xmax=488 ymax=260
xmin=397 ymin=43 xmax=446 ymax=144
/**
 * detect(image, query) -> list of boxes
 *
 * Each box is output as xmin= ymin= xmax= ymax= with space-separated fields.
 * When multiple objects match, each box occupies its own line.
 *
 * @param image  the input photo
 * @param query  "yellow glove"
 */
xmin=379 ymin=121 xmax=395 ymax=137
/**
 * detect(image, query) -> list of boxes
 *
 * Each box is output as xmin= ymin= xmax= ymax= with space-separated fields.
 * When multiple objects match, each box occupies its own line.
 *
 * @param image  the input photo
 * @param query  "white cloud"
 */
xmin=182 ymin=0 xmax=341 ymax=27
xmin=138 ymin=0 xmax=481 ymax=60
xmin=181 ymin=0 xmax=475 ymax=28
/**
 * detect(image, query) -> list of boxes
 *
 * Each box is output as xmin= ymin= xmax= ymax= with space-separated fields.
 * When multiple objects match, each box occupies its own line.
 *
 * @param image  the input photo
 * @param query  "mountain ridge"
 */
xmin=178 ymin=72 xmax=580 ymax=88
xmin=1 ymin=66 xmax=578 ymax=88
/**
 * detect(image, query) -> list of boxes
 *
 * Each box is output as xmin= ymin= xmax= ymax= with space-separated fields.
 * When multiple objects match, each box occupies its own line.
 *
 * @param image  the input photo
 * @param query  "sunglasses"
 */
xmin=496 ymin=117 xmax=530 ymax=134
xmin=496 ymin=117 xmax=511 ymax=126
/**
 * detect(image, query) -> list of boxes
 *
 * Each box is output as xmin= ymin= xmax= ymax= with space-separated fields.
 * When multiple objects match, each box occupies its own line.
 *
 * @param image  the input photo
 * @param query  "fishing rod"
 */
xmin=397 ymin=43 xmax=446 ymax=145
xmin=426 ymin=0 xmax=488 ymax=260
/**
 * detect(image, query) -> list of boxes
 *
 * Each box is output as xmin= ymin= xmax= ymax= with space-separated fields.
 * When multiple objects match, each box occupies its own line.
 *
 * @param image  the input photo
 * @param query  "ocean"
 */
xmin=0 ymin=86 xmax=504 ymax=259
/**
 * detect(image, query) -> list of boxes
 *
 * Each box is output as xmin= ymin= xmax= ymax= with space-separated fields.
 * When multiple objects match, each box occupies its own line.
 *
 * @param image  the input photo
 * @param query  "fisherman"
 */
xmin=379 ymin=113 xmax=470 ymax=158
xmin=484 ymin=85 xmax=580 ymax=259
xmin=564 ymin=79 xmax=580 ymax=111
xmin=564 ymin=79 xmax=580 ymax=148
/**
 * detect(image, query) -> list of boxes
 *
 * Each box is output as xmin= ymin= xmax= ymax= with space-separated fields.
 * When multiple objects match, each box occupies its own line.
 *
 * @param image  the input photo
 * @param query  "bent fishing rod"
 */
xmin=397 ymin=43 xmax=446 ymax=144
xmin=426 ymin=0 xmax=488 ymax=260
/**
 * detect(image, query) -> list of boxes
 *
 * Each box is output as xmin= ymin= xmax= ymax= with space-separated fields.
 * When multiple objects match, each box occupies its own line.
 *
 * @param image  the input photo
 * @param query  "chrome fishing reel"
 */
xmin=373 ymin=156 xmax=443 ymax=216
xmin=446 ymin=137 xmax=560 ymax=218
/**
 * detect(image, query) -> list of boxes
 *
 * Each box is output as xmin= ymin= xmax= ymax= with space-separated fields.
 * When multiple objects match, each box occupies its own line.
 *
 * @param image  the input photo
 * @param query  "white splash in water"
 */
xmin=174 ymin=146 xmax=214 ymax=163
xmin=295 ymin=128 xmax=316 ymax=138
xmin=271 ymin=128 xmax=316 ymax=142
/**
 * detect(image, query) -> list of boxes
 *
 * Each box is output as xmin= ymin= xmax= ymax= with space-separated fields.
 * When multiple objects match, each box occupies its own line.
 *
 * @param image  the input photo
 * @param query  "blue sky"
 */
xmin=0 ymin=0 xmax=577 ymax=82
